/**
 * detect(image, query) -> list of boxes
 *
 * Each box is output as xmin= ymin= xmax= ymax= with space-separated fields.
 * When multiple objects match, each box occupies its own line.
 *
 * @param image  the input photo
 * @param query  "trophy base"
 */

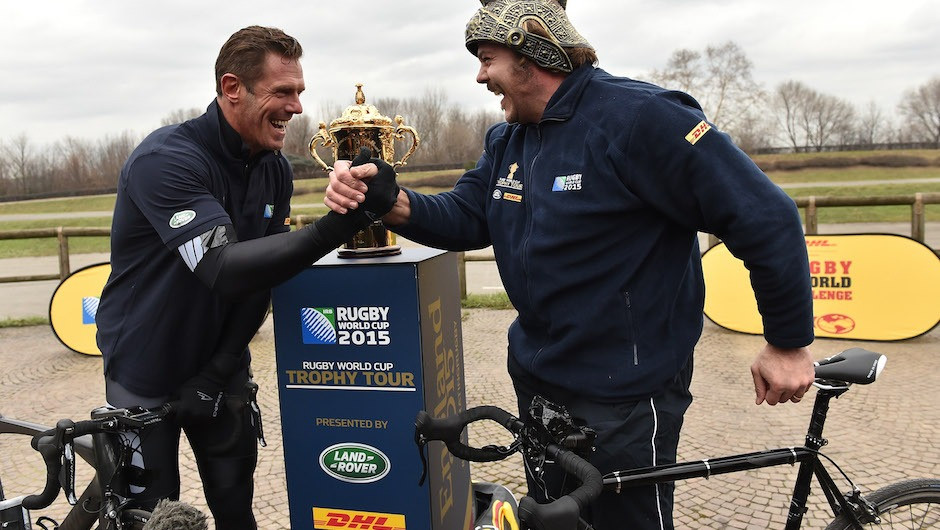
xmin=337 ymin=245 xmax=402 ymax=259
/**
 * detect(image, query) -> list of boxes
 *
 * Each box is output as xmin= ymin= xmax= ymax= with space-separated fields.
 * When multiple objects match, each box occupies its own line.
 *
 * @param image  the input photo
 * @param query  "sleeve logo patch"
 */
xmin=169 ymin=210 xmax=197 ymax=229
xmin=685 ymin=120 xmax=712 ymax=145
xmin=264 ymin=204 xmax=274 ymax=218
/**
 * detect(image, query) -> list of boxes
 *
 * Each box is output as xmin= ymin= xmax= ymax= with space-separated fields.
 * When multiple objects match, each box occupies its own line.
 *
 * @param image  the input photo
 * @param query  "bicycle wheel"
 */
xmin=825 ymin=478 xmax=940 ymax=529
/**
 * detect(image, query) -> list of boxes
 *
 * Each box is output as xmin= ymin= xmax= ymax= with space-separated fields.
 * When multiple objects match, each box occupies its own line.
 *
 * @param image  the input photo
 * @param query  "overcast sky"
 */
xmin=2 ymin=0 xmax=938 ymax=147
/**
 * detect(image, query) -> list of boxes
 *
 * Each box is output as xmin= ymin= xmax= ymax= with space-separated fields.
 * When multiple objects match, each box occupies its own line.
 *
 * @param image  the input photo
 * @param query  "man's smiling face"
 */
xmin=475 ymin=43 xmax=540 ymax=124
xmin=233 ymin=52 xmax=305 ymax=153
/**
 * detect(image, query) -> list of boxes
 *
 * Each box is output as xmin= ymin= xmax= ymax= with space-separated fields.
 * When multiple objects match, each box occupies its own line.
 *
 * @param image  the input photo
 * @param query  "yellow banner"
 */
xmin=49 ymin=262 xmax=110 ymax=356
xmin=702 ymin=235 xmax=940 ymax=341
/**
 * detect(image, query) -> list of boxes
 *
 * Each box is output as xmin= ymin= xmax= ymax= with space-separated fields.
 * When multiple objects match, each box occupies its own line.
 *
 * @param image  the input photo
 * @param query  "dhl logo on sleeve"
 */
xmin=685 ymin=120 xmax=712 ymax=145
xmin=313 ymin=507 xmax=405 ymax=530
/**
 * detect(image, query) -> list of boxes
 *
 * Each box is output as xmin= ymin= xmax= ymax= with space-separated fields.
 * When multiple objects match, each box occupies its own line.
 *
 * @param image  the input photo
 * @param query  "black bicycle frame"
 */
xmin=602 ymin=386 xmax=863 ymax=530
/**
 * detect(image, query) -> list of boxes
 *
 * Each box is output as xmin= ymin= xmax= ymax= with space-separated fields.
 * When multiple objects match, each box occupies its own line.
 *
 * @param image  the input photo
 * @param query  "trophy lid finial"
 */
xmin=355 ymin=83 xmax=365 ymax=105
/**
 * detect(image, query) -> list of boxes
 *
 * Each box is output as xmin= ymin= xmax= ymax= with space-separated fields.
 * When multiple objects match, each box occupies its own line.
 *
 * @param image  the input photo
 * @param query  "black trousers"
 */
xmin=105 ymin=370 xmax=259 ymax=530
xmin=511 ymin=357 xmax=694 ymax=530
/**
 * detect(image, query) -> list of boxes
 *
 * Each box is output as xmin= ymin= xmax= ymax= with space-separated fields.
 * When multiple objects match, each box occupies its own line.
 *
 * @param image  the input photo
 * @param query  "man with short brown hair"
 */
xmin=98 ymin=25 xmax=399 ymax=528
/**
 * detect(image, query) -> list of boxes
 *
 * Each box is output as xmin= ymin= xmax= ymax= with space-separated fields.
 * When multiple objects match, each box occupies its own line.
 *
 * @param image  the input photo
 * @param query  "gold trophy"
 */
xmin=309 ymin=84 xmax=420 ymax=258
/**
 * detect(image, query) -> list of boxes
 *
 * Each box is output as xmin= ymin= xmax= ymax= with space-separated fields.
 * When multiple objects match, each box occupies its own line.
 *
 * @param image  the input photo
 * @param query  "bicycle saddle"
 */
xmin=814 ymin=348 xmax=886 ymax=385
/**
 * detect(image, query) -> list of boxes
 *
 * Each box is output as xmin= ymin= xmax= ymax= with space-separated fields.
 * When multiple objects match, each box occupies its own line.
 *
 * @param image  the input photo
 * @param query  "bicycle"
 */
xmin=415 ymin=347 xmax=940 ymax=530
xmin=0 ymin=395 xmax=247 ymax=530
xmin=0 ymin=404 xmax=173 ymax=530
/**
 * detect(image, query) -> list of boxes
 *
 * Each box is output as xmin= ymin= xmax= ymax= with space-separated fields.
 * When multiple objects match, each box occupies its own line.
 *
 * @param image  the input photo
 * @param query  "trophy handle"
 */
xmin=308 ymin=122 xmax=334 ymax=170
xmin=392 ymin=115 xmax=420 ymax=169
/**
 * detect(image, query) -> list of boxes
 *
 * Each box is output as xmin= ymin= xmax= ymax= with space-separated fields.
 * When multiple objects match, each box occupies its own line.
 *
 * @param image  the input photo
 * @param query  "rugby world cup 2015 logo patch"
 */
xmin=301 ymin=307 xmax=337 ymax=344
xmin=82 ymin=297 xmax=100 ymax=325
xmin=552 ymin=173 xmax=582 ymax=192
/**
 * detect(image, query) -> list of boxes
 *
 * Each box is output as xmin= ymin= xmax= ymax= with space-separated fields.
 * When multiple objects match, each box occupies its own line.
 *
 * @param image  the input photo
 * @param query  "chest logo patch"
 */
xmin=169 ymin=210 xmax=196 ymax=229
xmin=496 ymin=162 xmax=524 ymax=191
xmin=552 ymin=174 xmax=582 ymax=192
xmin=494 ymin=162 xmax=524 ymax=204
xmin=685 ymin=120 xmax=712 ymax=145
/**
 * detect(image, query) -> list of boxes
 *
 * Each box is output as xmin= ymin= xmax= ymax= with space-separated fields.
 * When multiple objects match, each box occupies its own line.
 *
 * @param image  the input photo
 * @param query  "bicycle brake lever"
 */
xmin=61 ymin=439 xmax=77 ymax=504
xmin=246 ymin=380 xmax=266 ymax=448
xmin=414 ymin=430 xmax=429 ymax=486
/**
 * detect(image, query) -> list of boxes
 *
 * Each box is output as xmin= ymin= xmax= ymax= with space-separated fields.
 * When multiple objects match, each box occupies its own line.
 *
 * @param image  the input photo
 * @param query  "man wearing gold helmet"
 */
xmin=326 ymin=1 xmax=815 ymax=528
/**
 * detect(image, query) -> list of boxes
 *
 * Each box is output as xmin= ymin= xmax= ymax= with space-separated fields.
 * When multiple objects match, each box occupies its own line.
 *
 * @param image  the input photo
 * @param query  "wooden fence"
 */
xmin=2 ymin=193 xmax=939 ymax=296
xmin=0 ymin=227 xmax=110 ymax=283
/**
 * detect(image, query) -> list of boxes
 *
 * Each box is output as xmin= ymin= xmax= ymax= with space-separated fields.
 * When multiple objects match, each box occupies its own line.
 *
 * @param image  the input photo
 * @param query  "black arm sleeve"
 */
xmin=193 ymin=210 xmax=370 ymax=299
xmin=200 ymin=289 xmax=271 ymax=383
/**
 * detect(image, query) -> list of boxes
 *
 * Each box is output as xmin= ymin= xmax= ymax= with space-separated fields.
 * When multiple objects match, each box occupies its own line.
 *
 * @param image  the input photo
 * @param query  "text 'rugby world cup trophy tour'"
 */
xmin=272 ymin=89 xmax=471 ymax=530
xmin=309 ymin=84 xmax=419 ymax=258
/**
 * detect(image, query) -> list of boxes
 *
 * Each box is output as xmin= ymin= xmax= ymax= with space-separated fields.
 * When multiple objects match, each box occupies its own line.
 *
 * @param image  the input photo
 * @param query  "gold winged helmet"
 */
xmin=465 ymin=0 xmax=593 ymax=73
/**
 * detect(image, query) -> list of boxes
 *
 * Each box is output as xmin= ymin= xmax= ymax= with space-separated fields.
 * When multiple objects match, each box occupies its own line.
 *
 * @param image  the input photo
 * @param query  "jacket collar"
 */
xmin=202 ymin=99 xmax=273 ymax=164
xmin=540 ymin=64 xmax=596 ymax=122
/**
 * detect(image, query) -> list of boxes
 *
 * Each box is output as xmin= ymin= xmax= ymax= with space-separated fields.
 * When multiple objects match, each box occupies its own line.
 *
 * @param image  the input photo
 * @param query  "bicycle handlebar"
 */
xmin=20 ymin=390 xmax=253 ymax=512
xmin=518 ymin=443 xmax=603 ymax=530
xmin=415 ymin=405 xmax=602 ymax=530
xmin=21 ymin=403 xmax=176 ymax=511
xmin=415 ymin=406 xmax=522 ymax=462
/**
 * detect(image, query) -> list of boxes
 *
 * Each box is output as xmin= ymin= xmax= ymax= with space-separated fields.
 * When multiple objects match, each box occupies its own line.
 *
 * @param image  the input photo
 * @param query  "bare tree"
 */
xmin=160 ymin=107 xmax=203 ymax=127
xmin=803 ymin=93 xmax=855 ymax=151
xmin=441 ymin=107 xmax=476 ymax=165
xmin=772 ymin=81 xmax=854 ymax=151
xmin=651 ymin=49 xmax=700 ymax=94
xmin=94 ymin=132 xmax=138 ymax=186
xmin=857 ymin=101 xmax=886 ymax=146
xmin=732 ymin=107 xmax=777 ymax=154
xmin=1 ymin=134 xmax=37 ymax=195
xmin=283 ymin=114 xmax=316 ymax=158
xmin=56 ymin=136 xmax=94 ymax=189
xmin=773 ymin=80 xmax=814 ymax=150
xmin=649 ymin=41 xmax=765 ymax=140
xmin=897 ymin=76 xmax=940 ymax=147
xmin=0 ymin=143 xmax=7 ymax=181
xmin=396 ymin=88 xmax=449 ymax=164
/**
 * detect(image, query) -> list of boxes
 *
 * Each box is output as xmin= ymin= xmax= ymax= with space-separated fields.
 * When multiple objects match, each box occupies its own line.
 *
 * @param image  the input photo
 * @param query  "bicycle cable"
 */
xmin=806 ymin=448 xmax=861 ymax=493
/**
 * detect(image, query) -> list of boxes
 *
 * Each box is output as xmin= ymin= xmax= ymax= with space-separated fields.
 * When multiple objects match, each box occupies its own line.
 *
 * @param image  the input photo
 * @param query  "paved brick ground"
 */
xmin=2 ymin=311 xmax=939 ymax=529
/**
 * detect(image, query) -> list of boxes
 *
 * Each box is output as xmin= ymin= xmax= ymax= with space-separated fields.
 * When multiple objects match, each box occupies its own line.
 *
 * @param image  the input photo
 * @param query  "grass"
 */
xmin=781 ymin=180 xmax=940 ymax=223
xmin=461 ymin=292 xmax=514 ymax=310
xmin=0 ymin=194 xmax=116 ymax=215
xmin=0 ymin=217 xmax=112 ymax=257
xmin=0 ymin=316 xmax=48 ymax=327
xmin=2 ymin=154 xmax=939 ymax=257
xmin=751 ymin=148 xmax=940 ymax=166
xmin=768 ymin=165 xmax=940 ymax=185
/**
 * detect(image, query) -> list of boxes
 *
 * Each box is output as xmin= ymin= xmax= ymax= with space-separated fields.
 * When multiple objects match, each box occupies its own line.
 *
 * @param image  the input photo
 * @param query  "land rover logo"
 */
xmin=319 ymin=443 xmax=390 ymax=483
xmin=169 ymin=210 xmax=197 ymax=229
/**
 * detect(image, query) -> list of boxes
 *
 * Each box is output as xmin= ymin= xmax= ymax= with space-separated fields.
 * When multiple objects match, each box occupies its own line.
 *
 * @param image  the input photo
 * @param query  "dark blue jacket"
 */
xmin=97 ymin=100 xmax=293 ymax=397
xmin=395 ymin=66 xmax=813 ymax=400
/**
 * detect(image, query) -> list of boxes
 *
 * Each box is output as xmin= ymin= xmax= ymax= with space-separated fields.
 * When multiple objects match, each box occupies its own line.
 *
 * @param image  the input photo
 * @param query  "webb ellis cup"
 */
xmin=309 ymin=84 xmax=420 ymax=258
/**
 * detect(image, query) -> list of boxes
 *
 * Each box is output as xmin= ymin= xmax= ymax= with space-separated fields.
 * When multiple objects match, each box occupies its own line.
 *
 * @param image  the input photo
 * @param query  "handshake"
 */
xmin=347 ymin=147 xmax=400 ymax=221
